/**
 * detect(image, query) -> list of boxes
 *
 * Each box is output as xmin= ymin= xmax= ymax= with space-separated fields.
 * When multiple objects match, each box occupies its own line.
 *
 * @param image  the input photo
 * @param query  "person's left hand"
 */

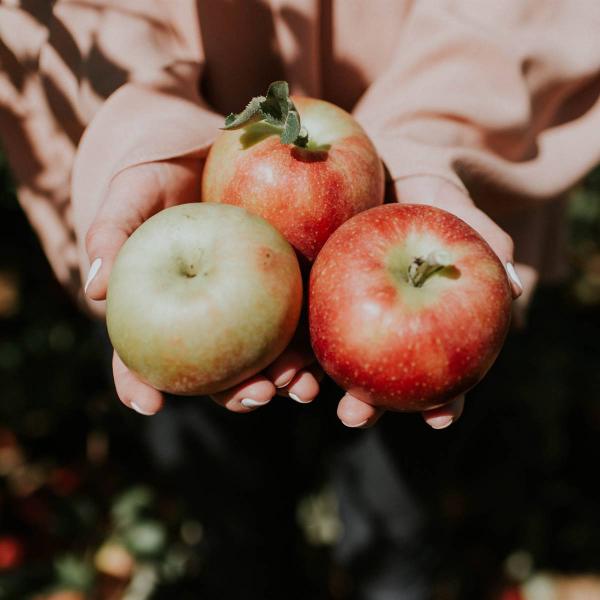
xmin=335 ymin=174 xmax=524 ymax=430
xmin=83 ymin=157 xmax=322 ymax=415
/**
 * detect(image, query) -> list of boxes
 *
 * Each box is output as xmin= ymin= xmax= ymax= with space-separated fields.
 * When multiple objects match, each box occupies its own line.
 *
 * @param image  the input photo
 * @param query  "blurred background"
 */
xmin=1 ymin=144 xmax=600 ymax=599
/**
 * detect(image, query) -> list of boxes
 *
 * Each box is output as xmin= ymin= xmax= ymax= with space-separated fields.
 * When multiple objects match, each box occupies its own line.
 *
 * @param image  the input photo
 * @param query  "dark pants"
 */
xmin=141 ymin=376 xmax=437 ymax=600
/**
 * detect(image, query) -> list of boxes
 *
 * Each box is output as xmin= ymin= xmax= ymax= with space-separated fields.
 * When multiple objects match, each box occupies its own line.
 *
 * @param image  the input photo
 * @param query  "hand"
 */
xmin=84 ymin=158 xmax=321 ymax=415
xmin=336 ymin=174 xmax=523 ymax=430
xmin=211 ymin=332 xmax=323 ymax=411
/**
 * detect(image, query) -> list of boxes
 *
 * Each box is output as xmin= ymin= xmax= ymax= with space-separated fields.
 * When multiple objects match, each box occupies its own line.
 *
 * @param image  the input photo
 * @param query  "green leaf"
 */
xmin=222 ymin=96 xmax=265 ymax=130
xmin=124 ymin=520 xmax=167 ymax=557
xmin=259 ymin=80 xmax=290 ymax=126
xmin=221 ymin=80 xmax=310 ymax=147
xmin=54 ymin=555 xmax=94 ymax=591
xmin=112 ymin=486 xmax=154 ymax=527
xmin=280 ymin=109 xmax=301 ymax=145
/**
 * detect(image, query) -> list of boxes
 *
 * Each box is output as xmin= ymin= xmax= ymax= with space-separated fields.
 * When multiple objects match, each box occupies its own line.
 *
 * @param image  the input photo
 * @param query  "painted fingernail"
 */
xmin=274 ymin=373 xmax=295 ymax=388
xmin=289 ymin=392 xmax=311 ymax=404
xmin=505 ymin=262 xmax=523 ymax=296
xmin=131 ymin=401 xmax=156 ymax=416
xmin=84 ymin=258 xmax=102 ymax=294
xmin=427 ymin=416 xmax=453 ymax=430
xmin=341 ymin=419 xmax=368 ymax=428
xmin=241 ymin=398 xmax=269 ymax=409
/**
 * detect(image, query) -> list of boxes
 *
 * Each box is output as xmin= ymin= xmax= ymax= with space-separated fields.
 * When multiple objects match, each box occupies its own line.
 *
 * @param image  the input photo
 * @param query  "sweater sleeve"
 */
xmin=70 ymin=1 xmax=223 ymax=289
xmin=70 ymin=80 xmax=222 ymax=280
xmin=0 ymin=0 xmax=222 ymax=302
xmin=353 ymin=0 xmax=600 ymax=215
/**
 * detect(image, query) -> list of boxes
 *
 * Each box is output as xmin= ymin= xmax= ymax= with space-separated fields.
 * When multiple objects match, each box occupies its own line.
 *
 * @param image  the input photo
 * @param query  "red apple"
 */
xmin=201 ymin=83 xmax=384 ymax=261
xmin=0 ymin=535 xmax=24 ymax=570
xmin=309 ymin=204 xmax=512 ymax=411
xmin=106 ymin=203 xmax=302 ymax=395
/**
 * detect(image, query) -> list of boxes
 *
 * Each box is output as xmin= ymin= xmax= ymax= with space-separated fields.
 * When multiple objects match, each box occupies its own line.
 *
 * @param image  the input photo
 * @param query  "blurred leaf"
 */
xmin=54 ymin=555 xmax=93 ymax=591
xmin=568 ymin=186 xmax=600 ymax=248
xmin=296 ymin=486 xmax=342 ymax=547
xmin=123 ymin=521 xmax=166 ymax=558
xmin=112 ymin=487 xmax=154 ymax=527
xmin=160 ymin=546 xmax=190 ymax=581
xmin=122 ymin=564 xmax=158 ymax=600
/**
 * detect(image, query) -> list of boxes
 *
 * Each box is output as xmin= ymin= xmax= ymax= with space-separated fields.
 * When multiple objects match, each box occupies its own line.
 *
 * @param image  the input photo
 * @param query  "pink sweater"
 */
xmin=1 ymin=0 xmax=600 ymax=307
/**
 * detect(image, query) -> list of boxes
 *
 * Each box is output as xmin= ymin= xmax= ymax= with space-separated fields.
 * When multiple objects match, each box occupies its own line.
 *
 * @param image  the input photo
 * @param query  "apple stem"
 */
xmin=221 ymin=81 xmax=310 ymax=148
xmin=408 ymin=250 xmax=452 ymax=287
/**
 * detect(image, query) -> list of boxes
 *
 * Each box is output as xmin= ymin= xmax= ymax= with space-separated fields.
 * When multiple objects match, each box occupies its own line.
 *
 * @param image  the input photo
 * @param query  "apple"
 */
xmin=106 ymin=203 xmax=302 ymax=395
xmin=309 ymin=204 xmax=512 ymax=411
xmin=201 ymin=81 xmax=385 ymax=262
xmin=0 ymin=535 xmax=24 ymax=570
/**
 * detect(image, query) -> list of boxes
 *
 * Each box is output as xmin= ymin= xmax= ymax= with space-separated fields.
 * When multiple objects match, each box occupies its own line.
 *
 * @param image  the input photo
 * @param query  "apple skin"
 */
xmin=106 ymin=203 xmax=302 ymax=396
xmin=201 ymin=97 xmax=385 ymax=262
xmin=309 ymin=204 xmax=512 ymax=412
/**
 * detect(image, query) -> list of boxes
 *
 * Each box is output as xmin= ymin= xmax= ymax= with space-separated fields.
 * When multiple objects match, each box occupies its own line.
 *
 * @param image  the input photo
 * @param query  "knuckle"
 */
xmin=502 ymin=231 xmax=514 ymax=252
xmin=84 ymin=223 xmax=102 ymax=255
xmin=493 ymin=229 xmax=514 ymax=259
xmin=84 ymin=218 xmax=113 ymax=258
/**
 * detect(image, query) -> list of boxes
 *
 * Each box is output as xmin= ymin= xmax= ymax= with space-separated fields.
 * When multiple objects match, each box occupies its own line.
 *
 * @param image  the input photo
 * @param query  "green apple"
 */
xmin=106 ymin=203 xmax=302 ymax=395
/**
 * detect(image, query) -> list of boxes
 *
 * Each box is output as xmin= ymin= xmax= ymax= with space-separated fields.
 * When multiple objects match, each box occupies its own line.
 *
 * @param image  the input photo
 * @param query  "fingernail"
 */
xmin=131 ymin=401 xmax=156 ymax=416
xmin=341 ymin=419 xmax=368 ymax=428
xmin=505 ymin=262 xmax=523 ymax=296
xmin=289 ymin=392 xmax=310 ymax=404
xmin=241 ymin=398 xmax=269 ymax=409
xmin=427 ymin=416 xmax=453 ymax=430
xmin=275 ymin=378 xmax=294 ymax=389
xmin=85 ymin=258 xmax=102 ymax=294
xmin=274 ymin=373 xmax=294 ymax=388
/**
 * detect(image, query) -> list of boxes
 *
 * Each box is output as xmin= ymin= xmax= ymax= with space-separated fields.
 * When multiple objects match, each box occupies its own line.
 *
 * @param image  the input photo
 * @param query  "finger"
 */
xmin=112 ymin=351 xmax=164 ymax=415
xmin=264 ymin=346 xmax=315 ymax=388
xmin=280 ymin=364 xmax=324 ymax=404
xmin=337 ymin=393 xmax=385 ymax=428
xmin=461 ymin=208 xmax=522 ymax=299
xmin=211 ymin=375 xmax=277 ymax=413
xmin=422 ymin=395 xmax=465 ymax=430
xmin=84 ymin=158 xmax=202 ymax=300
xmin=505 ymin=261 xmax=524 ymax=299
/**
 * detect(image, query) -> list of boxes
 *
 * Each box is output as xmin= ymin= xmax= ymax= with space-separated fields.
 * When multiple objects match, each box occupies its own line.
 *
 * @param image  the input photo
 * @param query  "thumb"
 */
xmin=84 ymin=166 xmax=153 ymax=301
xmin=83 ymin=158 xmax=202 ymax=300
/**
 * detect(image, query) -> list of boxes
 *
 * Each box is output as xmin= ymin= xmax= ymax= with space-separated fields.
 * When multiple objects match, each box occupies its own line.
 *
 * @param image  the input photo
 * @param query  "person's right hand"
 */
xmin=334 ymin=174 xmax=524 ymax=430
xmin=83 ymin=158 xmax=321 ymax=416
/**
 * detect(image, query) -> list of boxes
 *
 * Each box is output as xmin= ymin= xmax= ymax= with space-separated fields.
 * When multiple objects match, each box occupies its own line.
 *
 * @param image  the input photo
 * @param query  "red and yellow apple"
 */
xmin=106 ymin=203 xmax=302 ymax=395
xmin=309 ymin=204 xmax=512 ymax=411
xmin=202 ymin=95 xmax=385 ymax=261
